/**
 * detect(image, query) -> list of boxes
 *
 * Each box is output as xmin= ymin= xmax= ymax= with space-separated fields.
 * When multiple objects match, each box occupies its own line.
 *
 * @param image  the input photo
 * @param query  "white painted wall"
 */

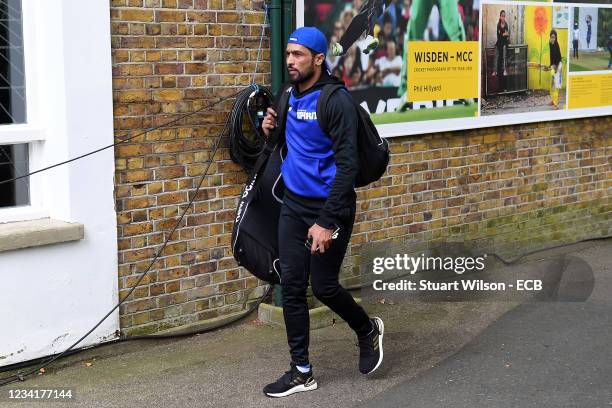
xmin=0 ymin=0 xmax=118 ymax=367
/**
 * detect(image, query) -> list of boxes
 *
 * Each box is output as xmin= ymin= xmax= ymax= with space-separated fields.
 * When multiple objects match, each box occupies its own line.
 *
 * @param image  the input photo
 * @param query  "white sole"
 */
xmin=264 ymin=380 xmax=318 ymax=398
xmin=366 ymin=317 xmax=384 ymax=374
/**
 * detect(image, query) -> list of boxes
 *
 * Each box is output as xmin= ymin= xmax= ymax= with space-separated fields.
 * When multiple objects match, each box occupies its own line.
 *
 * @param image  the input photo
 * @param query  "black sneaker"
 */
xmin=263 ymin=363 xmax=318 ymax=398
xmin=358 ymin=317 xmax=384 ymax=374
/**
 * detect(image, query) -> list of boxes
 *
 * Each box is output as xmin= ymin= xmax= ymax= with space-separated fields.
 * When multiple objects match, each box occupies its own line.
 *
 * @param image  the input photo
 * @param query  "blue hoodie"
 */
xmin=281 ymin=88 xmax=336 ymax=199
xmin=279 ymin=72 xmax=359 ymax=229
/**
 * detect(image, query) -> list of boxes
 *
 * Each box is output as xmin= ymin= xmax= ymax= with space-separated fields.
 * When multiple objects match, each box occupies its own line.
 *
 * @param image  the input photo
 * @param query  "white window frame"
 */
xmin=0 ymin=0 xmax=49 ymax=223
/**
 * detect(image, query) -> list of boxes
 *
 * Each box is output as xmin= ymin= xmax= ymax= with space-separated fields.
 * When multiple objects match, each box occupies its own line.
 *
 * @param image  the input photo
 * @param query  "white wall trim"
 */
xmin=0 ymin=0 xmax=119 ymax=367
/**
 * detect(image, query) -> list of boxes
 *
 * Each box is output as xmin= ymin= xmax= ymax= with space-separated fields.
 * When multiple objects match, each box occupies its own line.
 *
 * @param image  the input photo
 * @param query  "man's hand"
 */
xmin=307 ymin=223 xmax=334 ymax=254
xmin=262 ymin=107 xmax=278 ymax=138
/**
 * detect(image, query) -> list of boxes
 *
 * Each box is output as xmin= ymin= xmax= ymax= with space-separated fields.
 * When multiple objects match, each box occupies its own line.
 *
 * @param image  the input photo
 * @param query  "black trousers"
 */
xmin=573 ymin=40 xmax=579 ymax=58
xmin=278 ymin=189 xmax=371 ymax=366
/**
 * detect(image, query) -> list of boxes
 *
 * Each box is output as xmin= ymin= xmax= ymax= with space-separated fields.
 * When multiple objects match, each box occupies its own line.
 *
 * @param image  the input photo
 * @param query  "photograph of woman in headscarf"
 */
xmin=549 ymin=29 xmax=563 ymax=110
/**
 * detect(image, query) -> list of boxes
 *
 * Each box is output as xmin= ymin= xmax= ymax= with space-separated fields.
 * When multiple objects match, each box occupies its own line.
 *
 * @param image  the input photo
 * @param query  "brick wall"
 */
xmin=111 ymin=0 xmax=270 ymax=335
xmin=110 ymin=2 xmax=611 ymax=335
xmin=342 ymin=118 xmax=611 ymax=288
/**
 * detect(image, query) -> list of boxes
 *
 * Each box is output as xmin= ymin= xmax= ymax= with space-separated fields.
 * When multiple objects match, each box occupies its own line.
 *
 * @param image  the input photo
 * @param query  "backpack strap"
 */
xmin=316 ymin=83 xmax=345 ymax=135
xmin=250 ymin=83 xmax=293 ymax=176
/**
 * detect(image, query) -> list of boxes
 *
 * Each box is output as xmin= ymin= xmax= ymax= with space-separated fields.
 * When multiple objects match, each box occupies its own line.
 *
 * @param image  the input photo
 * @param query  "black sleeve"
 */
xmin=315 ymin=89 xmax=358 ymax=229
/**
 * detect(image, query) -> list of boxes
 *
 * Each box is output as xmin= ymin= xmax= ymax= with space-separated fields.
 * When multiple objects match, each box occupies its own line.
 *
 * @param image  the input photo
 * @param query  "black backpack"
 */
xmin=316 ymin=83 xmax=389 ymax=188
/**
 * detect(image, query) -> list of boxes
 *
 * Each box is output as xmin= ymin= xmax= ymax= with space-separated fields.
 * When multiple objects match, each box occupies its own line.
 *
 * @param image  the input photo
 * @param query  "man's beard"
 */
xmin=289 ymin=64 xmax=316 ymax=85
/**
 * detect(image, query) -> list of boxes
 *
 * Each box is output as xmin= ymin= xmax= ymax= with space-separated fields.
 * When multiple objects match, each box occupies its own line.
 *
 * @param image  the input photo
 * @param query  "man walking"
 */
xmin=261 ymin=27 xmax=384 ymax=398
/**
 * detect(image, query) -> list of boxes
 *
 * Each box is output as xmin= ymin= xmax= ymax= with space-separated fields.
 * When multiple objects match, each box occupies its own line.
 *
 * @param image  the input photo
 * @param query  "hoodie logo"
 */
xmin=296 ymin=109 xmax=317 ymax=120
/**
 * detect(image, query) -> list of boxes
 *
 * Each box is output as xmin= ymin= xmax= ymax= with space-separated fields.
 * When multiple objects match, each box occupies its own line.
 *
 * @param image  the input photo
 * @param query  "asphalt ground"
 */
xmin=0 ymin=238 xmax=609 ymax=408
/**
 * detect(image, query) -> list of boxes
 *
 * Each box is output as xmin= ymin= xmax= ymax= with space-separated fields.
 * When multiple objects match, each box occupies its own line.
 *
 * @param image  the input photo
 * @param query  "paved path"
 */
xmin=360 ymin=240 xmax=612 ymax=408
xmin=0 ymin=239 xmax=609 ymax=408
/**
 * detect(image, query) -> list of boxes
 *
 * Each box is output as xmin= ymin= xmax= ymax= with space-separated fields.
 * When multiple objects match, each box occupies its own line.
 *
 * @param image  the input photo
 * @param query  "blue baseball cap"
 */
xmin=288 ymin=26 xmax=331 ymax=72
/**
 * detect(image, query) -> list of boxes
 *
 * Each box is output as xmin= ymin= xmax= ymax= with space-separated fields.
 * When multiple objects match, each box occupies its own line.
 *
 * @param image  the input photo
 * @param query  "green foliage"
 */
xmin=371 ymin=105 xmax=478 ymax=124
xmin=597 ymin=9 xmax=612 ymax=48
xmin=528 ymin=43 xmax=551 ymax=63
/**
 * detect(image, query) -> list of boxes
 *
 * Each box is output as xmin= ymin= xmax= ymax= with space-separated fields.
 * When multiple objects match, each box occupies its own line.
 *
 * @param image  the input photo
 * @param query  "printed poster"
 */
xmin=296 ymin=0 xmax=612 ymax=136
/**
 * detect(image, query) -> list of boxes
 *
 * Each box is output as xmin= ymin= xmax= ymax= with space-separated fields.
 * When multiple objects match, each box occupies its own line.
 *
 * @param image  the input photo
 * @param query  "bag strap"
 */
xmin=316 ymin=83 xmax=345 ymax=135
xmin=270 ymin=83 xmax=293 ymax=145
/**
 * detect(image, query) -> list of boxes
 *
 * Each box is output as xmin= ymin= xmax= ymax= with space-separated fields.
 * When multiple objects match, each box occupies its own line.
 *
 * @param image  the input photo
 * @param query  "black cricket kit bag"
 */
xmin=231 ymin=85 xmax=292 ymax=284
xmin=231 ymin=81 xmax=389 ymax=283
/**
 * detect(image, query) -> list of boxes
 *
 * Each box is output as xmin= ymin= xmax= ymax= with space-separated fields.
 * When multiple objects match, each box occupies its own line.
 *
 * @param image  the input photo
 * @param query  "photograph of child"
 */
xmin=573 ymin=22 xmax=580 ymax=58
xmin=481 ymin=4 xmax=569 ymax=115
xmin=492 ymin=10 xmax=510 ymax=78
xmin=549 ymin=29 xmax=564 ymax=109
xmin=569 ymin=7 xmax=612 ymax=72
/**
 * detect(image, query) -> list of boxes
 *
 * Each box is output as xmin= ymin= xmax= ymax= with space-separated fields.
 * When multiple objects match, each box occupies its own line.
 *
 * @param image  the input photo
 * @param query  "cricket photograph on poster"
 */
xmin=296 ymin=0 xmax=612 ymax=136
xmin=302 ymin=0 xmax=480 ymax=123
xmin=569 ymin=6 xmax=612 ymax=72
